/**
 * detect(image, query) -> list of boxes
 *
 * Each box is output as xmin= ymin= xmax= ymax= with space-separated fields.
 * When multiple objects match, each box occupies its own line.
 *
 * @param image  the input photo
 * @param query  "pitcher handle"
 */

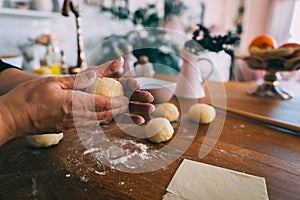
xmin=196 ymin=57 xmax=215 ymax=81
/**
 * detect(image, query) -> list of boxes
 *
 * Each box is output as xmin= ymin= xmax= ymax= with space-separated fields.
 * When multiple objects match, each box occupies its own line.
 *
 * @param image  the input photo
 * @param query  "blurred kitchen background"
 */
xmin=0 ymin=0 xmax=299 ymax=80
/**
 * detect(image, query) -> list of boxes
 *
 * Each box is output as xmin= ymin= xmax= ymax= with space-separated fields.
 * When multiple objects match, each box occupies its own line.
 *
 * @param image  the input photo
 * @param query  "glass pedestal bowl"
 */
xmin=240 ymin=56 xmax=300 ymax=100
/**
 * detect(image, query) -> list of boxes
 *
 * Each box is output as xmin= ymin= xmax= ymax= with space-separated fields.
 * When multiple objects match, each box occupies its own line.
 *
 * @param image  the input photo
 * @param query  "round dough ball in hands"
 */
xmin=145 ymin=118 xmax=174 ymax=143
xmin=26 ymin=133 xmax=64 ymax=148
xmin=85 ymin=76 xmax=155 ymax=125
xmin=85 ymin=77 xmax=124 ymax=97
xmin=188 ymin=103 xmax=216 ymax=124
xmin=151 ymin=103 xmax=180 ymax=122
xmin=85 ymin=77 xmax=125 ymax=124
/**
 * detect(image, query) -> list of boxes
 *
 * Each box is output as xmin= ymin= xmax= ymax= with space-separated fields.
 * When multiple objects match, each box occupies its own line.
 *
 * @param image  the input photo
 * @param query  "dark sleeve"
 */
xmin=0 ymin=59 xmax=22 ymax=72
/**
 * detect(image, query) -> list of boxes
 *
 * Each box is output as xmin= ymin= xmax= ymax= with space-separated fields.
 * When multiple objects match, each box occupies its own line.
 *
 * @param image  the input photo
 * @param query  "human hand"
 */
xmin=0 ymin=72 xmax=128 ymax=141
xmin=82 ymin=57 xmax=155 ymax=125
xmin=0 ymin=57 xmax=154 ymax=144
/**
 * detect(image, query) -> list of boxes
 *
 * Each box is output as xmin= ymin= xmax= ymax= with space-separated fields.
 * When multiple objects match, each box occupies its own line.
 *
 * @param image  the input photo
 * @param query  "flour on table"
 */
xmin=77 ymin=125 xmax=184 ymax=173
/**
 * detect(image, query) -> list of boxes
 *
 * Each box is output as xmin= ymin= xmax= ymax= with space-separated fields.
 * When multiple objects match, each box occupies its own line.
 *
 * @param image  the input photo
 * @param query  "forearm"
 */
xmin=0 ymin=98 xmax=16 ymax=145
xmin=0 ymin=68 xmax=39 ymax=95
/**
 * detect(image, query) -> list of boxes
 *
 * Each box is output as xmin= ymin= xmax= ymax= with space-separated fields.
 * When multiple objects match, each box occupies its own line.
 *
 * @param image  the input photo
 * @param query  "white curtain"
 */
xmin=266 ymin=0 xmax=296 ymax=45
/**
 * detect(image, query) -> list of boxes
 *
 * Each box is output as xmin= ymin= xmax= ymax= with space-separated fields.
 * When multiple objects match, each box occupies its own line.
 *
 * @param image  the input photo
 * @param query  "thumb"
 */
xmin=59 ymin=70 xmax=96 ymax=90
xmin=84 ymin=56 xmax=124 ymax=77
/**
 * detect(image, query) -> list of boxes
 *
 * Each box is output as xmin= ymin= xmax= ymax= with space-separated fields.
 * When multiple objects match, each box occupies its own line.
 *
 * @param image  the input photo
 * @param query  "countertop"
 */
xmin=1 ymin=79 xmax=300 ymax=200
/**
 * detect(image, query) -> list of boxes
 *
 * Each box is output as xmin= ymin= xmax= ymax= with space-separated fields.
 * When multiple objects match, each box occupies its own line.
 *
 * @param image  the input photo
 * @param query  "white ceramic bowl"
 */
xmin=135 ymin=77 xmax=177 ymax=104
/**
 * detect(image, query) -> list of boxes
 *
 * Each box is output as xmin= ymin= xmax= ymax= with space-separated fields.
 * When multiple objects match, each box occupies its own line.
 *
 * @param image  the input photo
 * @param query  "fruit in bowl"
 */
xmin=290 ymin=49 xmax=300 ymax=58
xmin=279 ymin=42 xmax=300 ymax=48
xmin=249 ymin=46 xmax=295 ymax=59
xmin=239 ymin=36 xmax=299 ymax=99
xmin=243 ymin=35 xmax=300 ymax=71
xmin=279 ymin=42 xmax=300 ymax=59
xmin=248 ymin=35 xmax=300 ymax=60
xmin=248 ymin=34 xmax=277 ymax=51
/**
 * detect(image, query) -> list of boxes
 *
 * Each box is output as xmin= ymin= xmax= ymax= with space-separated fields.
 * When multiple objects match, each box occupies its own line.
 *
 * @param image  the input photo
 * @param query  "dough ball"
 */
xmin=86 ymin=77 xmax=124 ymax=97
xmin=26 ymin=133 xmax=64 ymax=148
xmin=188 ymin=103 xmax=216 ymax=124
xmin=151 ymin=103 xmax=180 ymax=122
xmin=145 ymin=118 xmax=174 ymax=143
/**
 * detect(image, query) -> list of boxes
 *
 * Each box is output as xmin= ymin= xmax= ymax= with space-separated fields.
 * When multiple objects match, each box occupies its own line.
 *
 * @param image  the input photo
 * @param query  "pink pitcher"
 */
xmin=175 ymin=48 xmax=214 ymax=99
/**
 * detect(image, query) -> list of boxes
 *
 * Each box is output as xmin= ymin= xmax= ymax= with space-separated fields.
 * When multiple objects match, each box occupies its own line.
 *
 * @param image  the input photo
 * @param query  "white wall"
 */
xmin=0 ymin=0 xmax=243 ymax=67
xmin=203 ymin=0 xmax=240 ymax=35
xmin=0 ymin=0 xmax=135 ymax=67
xmin=289 ymin=0 xmax=300 ymax=42
xmin=239 ymin=0 xmax=271 ymax=54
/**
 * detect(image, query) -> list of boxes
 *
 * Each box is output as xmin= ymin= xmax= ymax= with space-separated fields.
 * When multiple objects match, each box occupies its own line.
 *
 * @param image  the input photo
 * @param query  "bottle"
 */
xmin=46 ymin=42 xmax=62 ymax=76
xmin=60 ymin=51 xmax=69 ymax=75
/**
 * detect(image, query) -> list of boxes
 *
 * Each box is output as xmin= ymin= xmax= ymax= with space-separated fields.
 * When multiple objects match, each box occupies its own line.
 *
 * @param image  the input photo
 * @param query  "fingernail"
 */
xmin=114 ymin=56 xmax=124 ymax=64
xmin=149 ymin=104 xmax=155 ymax=113
xmin=139 ymin=118 xmax=145 ymax=125
xmin=149 ymin=95 xmax=155 ymax=103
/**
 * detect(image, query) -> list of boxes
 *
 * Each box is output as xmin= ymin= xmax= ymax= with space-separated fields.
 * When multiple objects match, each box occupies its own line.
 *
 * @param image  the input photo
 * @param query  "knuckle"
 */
xmin=102 ymin=97 xmax=112 ymax=110
xmin=104 ymin=112 xmax=113 ymax=121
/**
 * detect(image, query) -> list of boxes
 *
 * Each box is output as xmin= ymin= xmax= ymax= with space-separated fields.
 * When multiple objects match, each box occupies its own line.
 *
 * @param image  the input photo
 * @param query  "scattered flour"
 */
xmin=95 ymin=170 xmax=106 ymax=176
xmin=80 ymin=175 xmax=89 ymax=182
xmin=119 ymin=181 xmax=125 ymax=186
xmin=77 ymin=126 xmax=181 ymax=173
xmin=63 ymin=122 xmax=192 ymax=174
xmin=31 ymin=178 xmax=38 ymax=198
xmin=83 ymin=148 xmax=100 ymax=155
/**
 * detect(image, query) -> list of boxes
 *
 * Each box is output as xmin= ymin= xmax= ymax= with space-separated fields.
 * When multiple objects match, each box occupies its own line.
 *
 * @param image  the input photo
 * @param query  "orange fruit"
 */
xmin=248 ymin=35 xmax=277 ymax=51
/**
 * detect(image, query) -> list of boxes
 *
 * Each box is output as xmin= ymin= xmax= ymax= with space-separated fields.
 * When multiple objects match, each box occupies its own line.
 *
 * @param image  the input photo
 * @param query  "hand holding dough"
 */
xmin=188 ymin=103 xmax=216 ymax=124
xmin=85 ymin=77 xmax=124 ymax=97
xmin=151 ymin=103 xmax=180 ymax=122
xmin=26 ymin=133 xmax=64 ymax=148
xmin=145 ymin=118 xmax=174 ymax=143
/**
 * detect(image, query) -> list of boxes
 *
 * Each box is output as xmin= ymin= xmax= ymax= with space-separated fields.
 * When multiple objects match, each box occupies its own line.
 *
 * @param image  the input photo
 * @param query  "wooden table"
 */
xmin=1 ymin=80 xmax=300 ymax=200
